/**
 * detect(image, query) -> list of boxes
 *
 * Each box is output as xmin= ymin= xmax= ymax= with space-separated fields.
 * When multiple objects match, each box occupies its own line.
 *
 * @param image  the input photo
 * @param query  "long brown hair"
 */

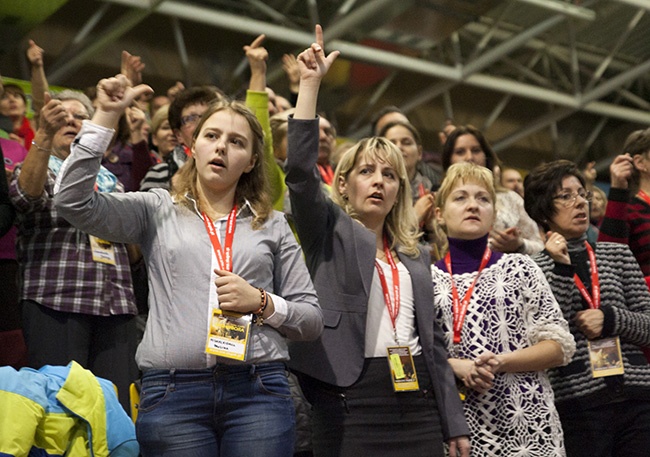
xmin=172 ymin=100 xmax=271 ymax=229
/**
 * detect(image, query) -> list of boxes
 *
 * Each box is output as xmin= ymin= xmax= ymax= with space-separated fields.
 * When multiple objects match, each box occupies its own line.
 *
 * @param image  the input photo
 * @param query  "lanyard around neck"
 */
xmin=445 ymin=246 xmax=492 ymax=344
xmin=374 ymin=233 xmax=401 ymax=344
xmin=573 ymin=241 xmax=600 ymax=309
xmin=202 ymin=205 xmax=237 ymax=272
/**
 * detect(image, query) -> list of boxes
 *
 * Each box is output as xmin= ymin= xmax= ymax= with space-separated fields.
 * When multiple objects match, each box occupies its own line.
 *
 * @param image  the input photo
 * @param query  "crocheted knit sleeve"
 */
xmin=517 ymin=255 xmax=576 ymax=365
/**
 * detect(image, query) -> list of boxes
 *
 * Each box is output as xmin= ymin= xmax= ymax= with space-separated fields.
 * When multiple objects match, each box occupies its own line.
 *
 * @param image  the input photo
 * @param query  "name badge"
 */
xmin=589 ymin=337 xmax=624 ymax=378
xmin=386 ymin=346 xmax=419 ymax=392
xmin=205 ymin=309 xmax=251 ymax=361
xmin=88 ymin=235 xmax=116 ymax=265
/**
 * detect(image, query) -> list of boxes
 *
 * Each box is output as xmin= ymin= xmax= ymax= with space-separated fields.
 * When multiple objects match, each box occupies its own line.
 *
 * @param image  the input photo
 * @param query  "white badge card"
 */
xmin=205 ymin=309 xmax=251 ymax=361
xmin=589 ymin=337 xmax=624 ymax=378
xmin=386 ymin=346 xmax=419 ymax=392
xmin=88 ymin=235 xmax=117 ymax=265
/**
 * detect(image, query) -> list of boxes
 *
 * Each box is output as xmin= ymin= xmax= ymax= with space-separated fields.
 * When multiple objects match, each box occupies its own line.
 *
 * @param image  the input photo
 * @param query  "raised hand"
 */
xmin=294 ymin=25 xmax=340 ymax=119
xmin=244 ymin=34 xmax=268 ymax=92
xmin=282 ymin=53 xmax=300 ymax=93
xmin=245 ymin=34 xmax=268 ymax=74
xmin=26 ymin=40 xmax=44 ymax=67
xmin=167 ymin=81 xmax=185 ymax=101
xmin=610 ymin=153 xmax=633 ymax=189
xmin=39 ymin=92 xmax=69 ymax=139
xmin=126 ymin=105 xmax=147 ymax=144
xmin=296 ymin=24 xmax=340 ymax=84
xmin=93 ymin=74 xmax=152 ymax=129
xmin=120 ymin=50 xmax=145 ymax=86
xmin=583 ymin=161 xmax=597 ymax=184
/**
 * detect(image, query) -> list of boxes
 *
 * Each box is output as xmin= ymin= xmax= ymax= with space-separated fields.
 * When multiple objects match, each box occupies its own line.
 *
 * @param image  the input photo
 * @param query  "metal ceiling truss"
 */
xmin=45 ymin=0 xmax=650 ymax=152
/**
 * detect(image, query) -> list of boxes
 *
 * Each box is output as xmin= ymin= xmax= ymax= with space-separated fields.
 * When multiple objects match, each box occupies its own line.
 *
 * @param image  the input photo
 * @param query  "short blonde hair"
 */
xmin=436 ymin=162 xmax=496 ymax=217
xmin=332 ymin=136 xmax=421 ymax=257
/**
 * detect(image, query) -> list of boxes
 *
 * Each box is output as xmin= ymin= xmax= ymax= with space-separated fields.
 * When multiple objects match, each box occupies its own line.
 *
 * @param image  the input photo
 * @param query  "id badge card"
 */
xmin=386 ymin=346 xmax=419 ymax=392
xmin=205 ymin=309 xmax=252 ymax=361
xmin=88 ymin=235 xmax=116 ymax=265
xmin=589 ymin=337 xmax=624 ymax=378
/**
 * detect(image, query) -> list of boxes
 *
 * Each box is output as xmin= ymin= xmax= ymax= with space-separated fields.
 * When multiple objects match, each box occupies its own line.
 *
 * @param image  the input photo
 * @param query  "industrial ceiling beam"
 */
xmin=96 ymin=0 xmax=650 ymax=126
xmin=48 ymin=4 xmax=157 ymax=84
xmin=614 ymin=0 xmax=650 ymax=11
xmin=462 ymin=13 xmax=564 ymax=77
xmin=514 ymin=0 xmax=597 ymax=21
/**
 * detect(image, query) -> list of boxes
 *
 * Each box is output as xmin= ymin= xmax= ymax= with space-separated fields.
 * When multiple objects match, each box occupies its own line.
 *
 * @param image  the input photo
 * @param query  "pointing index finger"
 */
xmin=250 ymin=34 xmax=266 ymax=49
xmin=315 ymin=24 xmax=324 ymax=49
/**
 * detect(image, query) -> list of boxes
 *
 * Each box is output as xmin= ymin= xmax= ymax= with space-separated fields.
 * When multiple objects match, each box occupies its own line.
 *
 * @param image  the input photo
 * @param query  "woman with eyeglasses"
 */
xmin=525 ymin=160 xmax=650 ymax=457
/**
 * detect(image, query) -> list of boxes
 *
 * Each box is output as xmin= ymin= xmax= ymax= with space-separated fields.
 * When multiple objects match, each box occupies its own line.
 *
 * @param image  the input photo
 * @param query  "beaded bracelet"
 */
xmin=255 ymin=288 xmax=268 ymax=326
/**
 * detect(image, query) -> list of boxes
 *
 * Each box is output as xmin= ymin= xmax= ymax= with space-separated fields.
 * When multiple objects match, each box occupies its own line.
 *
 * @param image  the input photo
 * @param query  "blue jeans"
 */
xmin=136 ymin=362 xmax=295 ymax=457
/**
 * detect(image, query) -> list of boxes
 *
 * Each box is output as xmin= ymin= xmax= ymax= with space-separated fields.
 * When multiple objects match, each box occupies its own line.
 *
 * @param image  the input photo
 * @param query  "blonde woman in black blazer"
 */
xmin=286 ymin=26 xmax=470 ymax=457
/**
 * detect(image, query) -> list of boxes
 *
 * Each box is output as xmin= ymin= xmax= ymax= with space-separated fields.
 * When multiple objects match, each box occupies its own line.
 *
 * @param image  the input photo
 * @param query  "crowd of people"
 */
xmin=1 ymin=24 xmax=650 ymax=457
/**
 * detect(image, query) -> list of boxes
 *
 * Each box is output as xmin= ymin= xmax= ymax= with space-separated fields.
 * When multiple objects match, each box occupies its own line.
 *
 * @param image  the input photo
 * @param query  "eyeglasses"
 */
xmin=180 ymin=113 xmax=202 ymax=127
xmin=553 ymin=189 xmax=593 ymax=208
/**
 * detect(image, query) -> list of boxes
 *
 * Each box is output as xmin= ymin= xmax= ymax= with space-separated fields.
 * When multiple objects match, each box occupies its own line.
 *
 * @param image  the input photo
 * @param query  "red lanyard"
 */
xmin=445 ymin=247 xmax=492 ymax=344
xmin=317 ymin=164 xmax=334 ymax=185
xmin=417 ymin=182 xmax=426 ymax=198
xmin=374 ymin=234 xmax=401 ymax=343
xmin=573 ymin=242 xmax=600 ymax=309
xmin=202 ymin=206 xmax=237 ymax=272
xmin=637 ymin=190 xmax=650 ymax=207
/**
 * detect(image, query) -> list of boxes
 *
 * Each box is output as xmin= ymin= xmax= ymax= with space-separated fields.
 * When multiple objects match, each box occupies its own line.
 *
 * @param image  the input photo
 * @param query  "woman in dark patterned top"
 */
xmin=525 ymin=159 xmax=650 ymax=457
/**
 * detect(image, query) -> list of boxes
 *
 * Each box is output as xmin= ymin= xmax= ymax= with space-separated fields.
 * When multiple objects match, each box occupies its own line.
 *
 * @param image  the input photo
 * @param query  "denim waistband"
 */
xmin=142 ymin=361 xmax=287 ymax=384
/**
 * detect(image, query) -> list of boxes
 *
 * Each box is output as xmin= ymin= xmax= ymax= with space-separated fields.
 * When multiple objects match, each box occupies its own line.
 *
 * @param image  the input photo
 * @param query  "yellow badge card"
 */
xmin=88 ymin=235 xmax=116 ymax=265
xmin=589 ymin=337 xmax=624 ymax=378
xmin=387 ymin=346 xmax=419 ymax=392
xmin=205 ymin=309 xmax=251 ymax=361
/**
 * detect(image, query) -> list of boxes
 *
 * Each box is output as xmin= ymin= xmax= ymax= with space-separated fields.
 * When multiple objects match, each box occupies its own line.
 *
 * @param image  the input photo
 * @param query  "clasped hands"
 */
xmin=459 ymin=352 xmax=501 ymax=394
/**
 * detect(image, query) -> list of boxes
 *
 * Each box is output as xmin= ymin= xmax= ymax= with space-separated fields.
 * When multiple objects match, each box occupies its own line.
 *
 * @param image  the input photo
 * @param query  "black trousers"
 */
xmin=559 ymin=398 xmax=650 ymax=457
xmin=22 ymin=299 xmax=138 ymax=413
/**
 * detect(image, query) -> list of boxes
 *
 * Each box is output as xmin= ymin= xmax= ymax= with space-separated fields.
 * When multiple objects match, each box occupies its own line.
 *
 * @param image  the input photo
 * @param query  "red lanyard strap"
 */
xmin=317 ymin=164 xmax=334 ymax=185
xmin=418 ymin=183 xmax=426 ymax=198
xmin=202 ymin=205 xmax=237 ymax=272
xmin=445 ymin=247 xmax=492 ymax=344
xmin=573 ymin=241 xmax=600 ymax=309
xmin=637 ymin=190 xmax=650 ymax=207
xmin=374 ymin=234 xmax=401 ymax=341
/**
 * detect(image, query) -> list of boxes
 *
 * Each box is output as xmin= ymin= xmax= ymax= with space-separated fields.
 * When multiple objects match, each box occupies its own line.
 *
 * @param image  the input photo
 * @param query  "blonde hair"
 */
xmin=172 ymin=100 xmax=271 ymax=229
xmin=331 ymin=137 xmax=421 ymax=257
xmin=435 ymin=162 xmax=496 ymax=231
xmin=151 ymin=104 xmax=170 ymax=134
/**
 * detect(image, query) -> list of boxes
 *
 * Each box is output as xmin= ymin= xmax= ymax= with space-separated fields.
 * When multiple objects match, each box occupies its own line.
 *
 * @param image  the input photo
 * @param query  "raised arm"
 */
xmin=18 ymin=92 xmax=67 ymax=198
xmin=27 ymin=40 xmax=48 ymax=131
xmin=244 ymin=34 xmax=286 ymax=210
xmin=54 ymin=75 xmax=154 ymax=243
xmin=293 ymin=25 xmax=339 ymax=120
xmin=285 ymin=26 xmax=340 ymax=253
xmin=598 ymin=154 xmax=633 ymax=243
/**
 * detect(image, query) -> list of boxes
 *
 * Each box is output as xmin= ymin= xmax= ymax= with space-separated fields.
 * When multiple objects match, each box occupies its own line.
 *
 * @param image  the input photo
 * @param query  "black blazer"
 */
xmin=285 ymin=117 xmax=469 ymax=440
